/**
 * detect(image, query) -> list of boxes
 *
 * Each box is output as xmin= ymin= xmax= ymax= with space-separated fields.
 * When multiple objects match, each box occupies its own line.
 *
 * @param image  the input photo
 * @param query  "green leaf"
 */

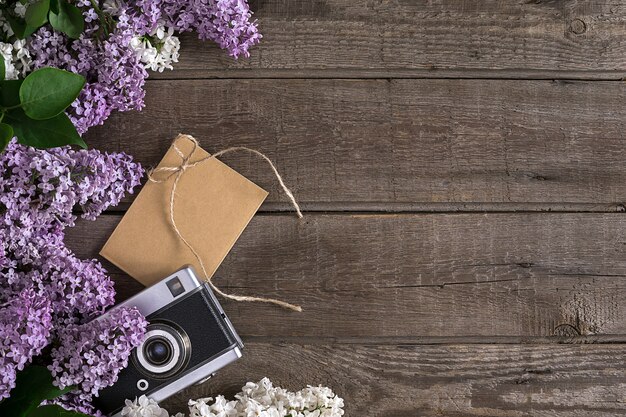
xmin=0 ymin=54 xmax=5 ymax=81
xmin=24 ymin=24 xmax=40 ymax=38
xmin=19 ymin=67 xmax=85 ymax=120
xmin=7 ymin=108 xmax=87 ymax=149
xmin=0 ymin=79 xmax=24 ymax=107
xmin=6 ymin=15 xmax=28 ymax=39
xmin=26 ymin=405 xmax=93 ymax=417
xmin=49 ymin=0 xmax=84 ymax=39
xmin=0 ymin=366 xmax=75 ymax=417
xmin=49 ymin=0 xmax=59 ymax=14
xmin=0 ymin=123 xmax=13 ymax=152
xmin=6 ymin=0 xmax=57 ymax=39
xmin=25 ymin=0 xmax=50 ymax=28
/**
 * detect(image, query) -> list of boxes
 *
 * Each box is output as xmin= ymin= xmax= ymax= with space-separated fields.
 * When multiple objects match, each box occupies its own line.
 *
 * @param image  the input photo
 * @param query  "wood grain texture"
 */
xmin=65 ymin=213 xmax=626 ymax=339
xmin=149 ymin=0 xmax=626 ymax=79
xmin=84 ymin=79 xmax=626 ymax=209
xmin=75 ymin=1 xmax=626 ymax=409
xmin=161 ymin=343 xmax=626 ymax=416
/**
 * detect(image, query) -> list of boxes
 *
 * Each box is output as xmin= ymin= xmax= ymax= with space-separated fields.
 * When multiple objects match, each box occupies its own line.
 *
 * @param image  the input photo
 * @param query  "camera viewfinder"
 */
xmin=166 ymin=277 xmax=185 ymax=297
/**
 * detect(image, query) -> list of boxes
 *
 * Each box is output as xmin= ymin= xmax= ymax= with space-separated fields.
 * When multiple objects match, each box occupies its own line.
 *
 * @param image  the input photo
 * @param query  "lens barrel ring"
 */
xmin=133 ymin=321 xmax=191 ymax=379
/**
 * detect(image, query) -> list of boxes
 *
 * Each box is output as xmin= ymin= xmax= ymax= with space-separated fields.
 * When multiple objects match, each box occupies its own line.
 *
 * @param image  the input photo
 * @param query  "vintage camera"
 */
xmin=94 ymin=266 xmax=243 ymax=416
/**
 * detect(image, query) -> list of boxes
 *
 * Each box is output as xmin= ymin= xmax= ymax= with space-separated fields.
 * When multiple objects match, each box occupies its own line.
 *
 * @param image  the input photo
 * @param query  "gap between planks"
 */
xmin=147 ymin=69 xmax=626 ymax=81
xmin=242 ymin=335 xmax=626 ymax=345
xmin=100 ymin=202 xmax=626 ymax=214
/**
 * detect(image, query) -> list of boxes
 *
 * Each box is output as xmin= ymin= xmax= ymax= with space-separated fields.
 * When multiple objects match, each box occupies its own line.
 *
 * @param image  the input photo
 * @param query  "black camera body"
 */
xmin=94 ymin=267 xmax=243 ymax=416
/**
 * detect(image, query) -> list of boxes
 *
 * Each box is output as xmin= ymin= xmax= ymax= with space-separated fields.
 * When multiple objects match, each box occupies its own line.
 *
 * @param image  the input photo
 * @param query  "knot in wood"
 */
xmin=569 ymin=19 xmax=587 ymax=35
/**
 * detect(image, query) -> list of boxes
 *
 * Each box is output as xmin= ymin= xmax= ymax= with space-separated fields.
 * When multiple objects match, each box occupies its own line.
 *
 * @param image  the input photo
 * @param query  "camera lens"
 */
xmin=145 ymin=338 xmax=172 ymax=365
xmin=134 ymin=322 xmax=191 ymax=379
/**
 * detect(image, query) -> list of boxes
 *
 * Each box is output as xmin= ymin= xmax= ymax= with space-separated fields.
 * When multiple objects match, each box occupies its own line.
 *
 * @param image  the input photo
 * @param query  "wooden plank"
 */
xmin=84 ymin=79 xmax=626 ymax=208
xmin=65 ymin=213 xmax=626 ymax=339
xmin=161 ymin=343 xmax=626 ymax=416
xmin=149 ymin=0 xmax=626 ymax=79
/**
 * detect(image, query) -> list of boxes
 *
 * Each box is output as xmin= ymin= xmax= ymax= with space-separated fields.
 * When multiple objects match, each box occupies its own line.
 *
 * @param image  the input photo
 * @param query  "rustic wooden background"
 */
xmin=68 ymin=1 xmax=626 ymax=415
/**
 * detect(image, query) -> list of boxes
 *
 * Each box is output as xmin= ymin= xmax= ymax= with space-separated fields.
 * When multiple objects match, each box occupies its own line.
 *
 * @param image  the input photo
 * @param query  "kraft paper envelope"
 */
xmin=100 ymin=135 xmax=268 ymax=286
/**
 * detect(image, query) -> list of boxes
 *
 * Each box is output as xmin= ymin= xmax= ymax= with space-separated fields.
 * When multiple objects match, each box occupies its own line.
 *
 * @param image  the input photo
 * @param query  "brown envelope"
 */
xmin=100 ymin=135 xmax=268 ymax=286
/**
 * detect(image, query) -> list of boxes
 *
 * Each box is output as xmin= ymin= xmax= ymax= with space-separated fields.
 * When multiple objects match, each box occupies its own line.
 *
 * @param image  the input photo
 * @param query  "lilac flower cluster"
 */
xmin=160 ymin=0 xmax=262 ymax=58
xmin=0 ymin=140 xmax=146 ymax=407
xmin=49 ymin=307 xmax=147 ymax=404
xmin=0 ymin=288 xmax=52 ymax=400
xmin=18 ymin=0 xmax=261 ymax=134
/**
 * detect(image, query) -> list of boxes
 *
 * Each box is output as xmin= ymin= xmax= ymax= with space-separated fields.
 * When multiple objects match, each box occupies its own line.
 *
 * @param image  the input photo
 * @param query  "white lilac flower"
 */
xmin=0 ymin=9 xmax=13 ymax=37
xmin=121 ymin=395 xmax=174 ymax=417
xmin=12 ymin=39 xmax=32 ymax=75
xmin=13 ymin=2 xmax=26 ymax=17
xmin=131 ymin=22 xmax=180 ymax=72
xmin=130 ymin=36 xmax=158 ymax=68
xmin=0 ymin=40 xmax=32 ymax=79
xmin=102 ymin=0 xmax=122 ymax=15
xmin=0 ymin=42 xmax=17 ymax=79
xmin=188 ymin=396 xmax=239 ymax=417
xmin=0 ymin=21 xmax=11 ymax=37
xmin=122 ymin=379 xmax=344 ymax=417
xmin=186 ymin=378 xmax=344 ymax=417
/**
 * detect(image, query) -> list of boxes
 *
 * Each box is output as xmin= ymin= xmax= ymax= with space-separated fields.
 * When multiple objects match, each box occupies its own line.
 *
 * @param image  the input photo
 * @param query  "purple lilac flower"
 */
xmin=49 ymin=307 xmax=147 ymax=402
xmin=0 ymin=139 xmax=143 ymax=228
xmin=111 ymin=0 xmax=162 ymax=35
xmin=0 ymin=288 xmax=53 ymax=400
xmin=3 ymin=244 xmax=117 ymax=325
xmin=28 ymin=17 xmax=148 ymax=134
xmin=0 ymin=140 xmax=145 ymax=403
xmin=0 ymin=0 xmax=261 ymax=408
xmin=25 ymin=0 xmax=260 ymax=133
xmin=0 ymin=140 xmax=139 ymax=326
xmin=161 ymin=0 xmax=261 ymax=58
xmin=47 ymin=393 xmax=105 ymax=417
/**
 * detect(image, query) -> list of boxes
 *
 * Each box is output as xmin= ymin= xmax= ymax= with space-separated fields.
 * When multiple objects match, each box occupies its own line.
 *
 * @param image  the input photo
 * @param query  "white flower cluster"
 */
xmin=13 ymin=1 xmax=27 ymax=18
xmin=0 ymin=0 xmax=32 ymax=79
xmin=0 ymin=0 xmax=29 ymax=34
xmin=0 ymin=39 xmax=32 ymax=80
xmin=189 ymin=378 xmax=344 ymax=417
xmin=122 ymin=378 xmax=344 ymax=417
xmin=121 ymin=395 xmax=184 ymax=417
xmin=102 ymin=0 xmax=122 ymax=15
xmin=130 ymin=22 xmax=180 ymax=72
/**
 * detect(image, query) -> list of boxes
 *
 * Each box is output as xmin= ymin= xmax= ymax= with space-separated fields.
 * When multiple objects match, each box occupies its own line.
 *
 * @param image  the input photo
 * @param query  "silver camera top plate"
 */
xmin=116 ymin=266 xmax=203 ymax=317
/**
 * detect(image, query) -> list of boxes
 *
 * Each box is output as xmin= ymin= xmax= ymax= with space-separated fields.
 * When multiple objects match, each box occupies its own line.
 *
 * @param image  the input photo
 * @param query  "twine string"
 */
xmin=148 ymin=134 xmax=303 ymax=312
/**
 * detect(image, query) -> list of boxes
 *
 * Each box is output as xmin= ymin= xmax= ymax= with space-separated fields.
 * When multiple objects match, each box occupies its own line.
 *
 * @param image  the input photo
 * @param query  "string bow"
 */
xmin=148 ymin=134 xmax=303 ymax=312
